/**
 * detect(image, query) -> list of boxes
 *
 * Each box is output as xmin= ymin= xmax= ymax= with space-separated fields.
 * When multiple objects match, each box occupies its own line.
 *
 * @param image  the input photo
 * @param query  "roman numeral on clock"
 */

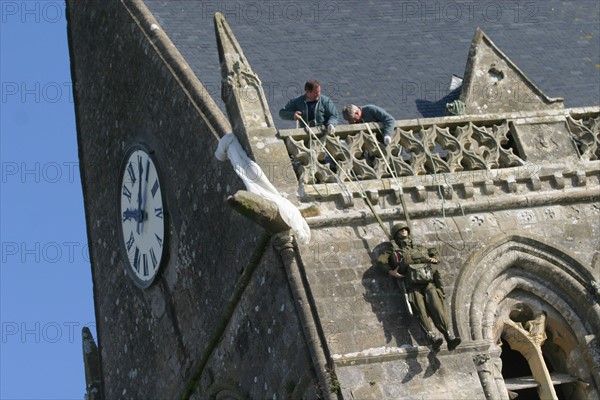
xmin=143 ymin=253 xmax=149 ymax=277
xmin=126 ymin=231 xmax=135 ymax=252
xmin=122 ymin=185 xmax=132 ymax=202
xmin=127 ymin=162 xmax=136 ymax=183
xmin=151 ymin=179 xmax=160 ymax=198
xmin=150 ymin=248 xmax=158 ymax=269
xmin=133 ymin=247 xmax=140 ymax=272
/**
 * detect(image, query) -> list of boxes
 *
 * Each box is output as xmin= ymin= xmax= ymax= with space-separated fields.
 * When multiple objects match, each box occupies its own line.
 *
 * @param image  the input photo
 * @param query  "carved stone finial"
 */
xmin=214 ymin=13 xmax=297 ymax=195
xmin=82 ymin=327 xmax=102 ymax=400
xmin=214 ymin=13 xmax=274 ymax=141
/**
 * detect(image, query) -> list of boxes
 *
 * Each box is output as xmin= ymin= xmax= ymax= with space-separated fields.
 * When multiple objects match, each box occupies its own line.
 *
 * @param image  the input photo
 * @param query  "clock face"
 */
xmin=118 ymin=145 xmax=166 ymax=288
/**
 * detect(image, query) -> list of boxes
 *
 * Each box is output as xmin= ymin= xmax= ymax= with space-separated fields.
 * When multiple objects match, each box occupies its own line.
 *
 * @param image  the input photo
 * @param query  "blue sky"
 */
xmin=0 ymin=1 xmax=597 ymax=399
xmin=1 ymin=1 xmax=95 ymax=399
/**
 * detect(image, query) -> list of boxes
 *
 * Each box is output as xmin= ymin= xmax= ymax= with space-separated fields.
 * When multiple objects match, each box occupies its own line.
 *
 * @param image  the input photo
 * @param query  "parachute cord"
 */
xmin=364 ymin=123 xmax=412 ymax=232
xmin=416 ymin=119 xmax=471 ymax=250
xmin=298 ymin=117 xmax=394 ymax=240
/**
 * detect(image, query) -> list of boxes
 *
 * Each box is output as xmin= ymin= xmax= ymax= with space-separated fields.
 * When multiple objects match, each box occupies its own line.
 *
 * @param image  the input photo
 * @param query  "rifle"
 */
xmin=400 ymin=280 xmax=412 ymax=316
xmin=392 ymin=243 xmax=413 ymax=316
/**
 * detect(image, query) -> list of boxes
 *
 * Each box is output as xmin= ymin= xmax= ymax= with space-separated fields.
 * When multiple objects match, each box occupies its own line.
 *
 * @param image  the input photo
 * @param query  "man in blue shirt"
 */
xmin=342 ymin=104 xmax=396 ymax=145
xmin=279 ymin=79 xmax=339 ymax=134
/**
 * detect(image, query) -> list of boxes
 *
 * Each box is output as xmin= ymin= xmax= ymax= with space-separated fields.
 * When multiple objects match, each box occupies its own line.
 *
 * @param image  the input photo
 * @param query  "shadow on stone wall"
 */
xmin=361 ymin=241 xmax=442 ymax=382
xmin=415 ymin=87 xmax=461 ymax=118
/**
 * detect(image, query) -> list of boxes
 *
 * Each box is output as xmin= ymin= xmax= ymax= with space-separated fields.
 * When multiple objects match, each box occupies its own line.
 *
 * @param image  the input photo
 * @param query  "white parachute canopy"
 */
xmin=214 ymin=133 xmax=311 ymax=244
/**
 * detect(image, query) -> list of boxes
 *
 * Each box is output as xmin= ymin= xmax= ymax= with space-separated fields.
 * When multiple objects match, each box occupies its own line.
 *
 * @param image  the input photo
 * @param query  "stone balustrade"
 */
xmin=279 ymin=107 xmax=599 ymax=187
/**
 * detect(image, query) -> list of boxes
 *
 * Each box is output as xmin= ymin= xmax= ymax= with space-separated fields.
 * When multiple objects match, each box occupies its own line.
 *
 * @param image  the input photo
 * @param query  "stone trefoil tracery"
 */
xmin=284 ymin=111 xmax=599 ymax=186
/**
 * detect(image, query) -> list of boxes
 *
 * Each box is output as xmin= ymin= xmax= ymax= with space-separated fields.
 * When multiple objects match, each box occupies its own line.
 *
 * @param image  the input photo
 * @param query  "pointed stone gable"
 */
xmin=214 ymin=12 xmax=297 ymax=197
xmin=460 ymin=28 xmax=564 ymax=115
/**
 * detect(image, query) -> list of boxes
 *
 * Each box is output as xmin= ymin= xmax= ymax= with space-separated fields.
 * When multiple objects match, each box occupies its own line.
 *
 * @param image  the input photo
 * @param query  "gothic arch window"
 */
xmin=498 ymin=303 xmax=586 ymax=399
xmin=452 ymin=233 xmax=600 ymax=400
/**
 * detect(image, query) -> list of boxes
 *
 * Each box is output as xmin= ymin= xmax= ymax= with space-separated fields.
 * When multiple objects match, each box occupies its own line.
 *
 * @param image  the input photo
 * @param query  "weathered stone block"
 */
xmin=511 ymin=121 xmax=579 ymax=164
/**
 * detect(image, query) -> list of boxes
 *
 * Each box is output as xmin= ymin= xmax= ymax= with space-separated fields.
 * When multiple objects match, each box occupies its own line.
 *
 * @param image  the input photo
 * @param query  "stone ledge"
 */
xmin=299 ymin=162 xmax=600 ymax=206
xmin=332 ymin=341 xmax=491 ymax=367
xmin=278 ymin=106 xmax=600 ymax=139
xmin=304 ymin=185 xmax=600 ymax=229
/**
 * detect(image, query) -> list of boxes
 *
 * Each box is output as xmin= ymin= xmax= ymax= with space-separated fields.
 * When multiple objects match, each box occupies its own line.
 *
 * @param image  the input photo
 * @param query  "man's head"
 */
xmin=391 ymin=224 xmax=410 ymax=242
xmin=304 ymin=79 xmax=321 ymax=101
xmin=342 ymin=104 xmax=362 ymax=124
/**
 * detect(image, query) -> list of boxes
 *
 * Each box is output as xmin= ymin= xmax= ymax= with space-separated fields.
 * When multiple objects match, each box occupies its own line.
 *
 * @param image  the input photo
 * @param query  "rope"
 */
xmin=364 ymin=123 xmax=412 ymax=232
xmin=416 ymin=119 xmax=471 ymax=250
xmin=303 ymin=121 xmax=349 ymax=199
xmin=298 ymin=116 xmax=470 ymax=251
xmin=298 ymin=117 xmax=417 ymax=315
xmin=298 ymin=117 xmax=363 ymax=194
xmin=298 ymin=117 xmax=393 ymax=239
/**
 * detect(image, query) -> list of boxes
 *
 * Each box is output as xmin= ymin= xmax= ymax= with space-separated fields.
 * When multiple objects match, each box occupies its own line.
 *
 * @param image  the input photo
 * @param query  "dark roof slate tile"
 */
xmin=144 ymin=0 xmax=600 ymax=128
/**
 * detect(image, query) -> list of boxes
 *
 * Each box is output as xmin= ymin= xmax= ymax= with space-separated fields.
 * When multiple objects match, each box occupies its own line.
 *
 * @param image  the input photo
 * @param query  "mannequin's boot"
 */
xmin=445 ymin=331 xmax=461 ymax=351
xmin=427 ymin=331 xmax=443 ymax=351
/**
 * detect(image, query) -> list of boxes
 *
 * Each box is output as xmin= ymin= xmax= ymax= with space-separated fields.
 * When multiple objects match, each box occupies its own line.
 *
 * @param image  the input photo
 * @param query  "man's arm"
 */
xmin=322 ymin=96 xmax=339 ymax=126
xmin=279 ymin=97 xmax=301 ymax=121
xmin=369 ymin=105 xmax=395 ymax=138
xmin=388 ymin=267 xmax=404 ymax=278
xmin=427 ymin=247 xmax=439 ymax=264
xmin=388 ymin=248 xmax=405 ymax=278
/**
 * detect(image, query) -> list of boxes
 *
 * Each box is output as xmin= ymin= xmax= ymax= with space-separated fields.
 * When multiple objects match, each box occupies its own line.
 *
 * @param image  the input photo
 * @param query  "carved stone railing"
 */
xmin=566 ymin=112 xmax=600 ymax=161
xmin=284 ymin=119 xmax=522 ymax=185
xmin=279 ymin=108 xmax=600 ymax=186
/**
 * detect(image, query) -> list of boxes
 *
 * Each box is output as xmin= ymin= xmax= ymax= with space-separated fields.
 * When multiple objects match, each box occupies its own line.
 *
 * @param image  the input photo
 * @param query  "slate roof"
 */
xmin=145 ymin=0 xmax=599 ymax=129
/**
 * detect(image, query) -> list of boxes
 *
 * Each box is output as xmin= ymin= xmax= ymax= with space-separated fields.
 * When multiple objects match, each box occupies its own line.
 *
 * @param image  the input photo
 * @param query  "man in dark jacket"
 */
xmin=384 ymin=224 xmax=461 ymax=351
xmin=342 ymin=104 xmax=396 ymax=144
xmin=279 ymin=79 xmax=339 ymax=134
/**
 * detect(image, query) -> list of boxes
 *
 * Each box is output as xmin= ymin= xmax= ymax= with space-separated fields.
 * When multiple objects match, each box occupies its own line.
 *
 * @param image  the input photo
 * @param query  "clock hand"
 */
xmin=140 ymin=159 xmax=150 ymax=220
xmin=136 ymin=158 xmax=152 ymax=234
xmin=136 ymin=155 xmax=144 ymax=234
xmin=123 ymin=209 xmax=142 ymax=222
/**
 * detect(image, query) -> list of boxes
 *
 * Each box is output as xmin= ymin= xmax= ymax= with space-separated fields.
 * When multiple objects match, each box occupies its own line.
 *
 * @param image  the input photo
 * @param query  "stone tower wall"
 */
xmin=299 ymin=204 xmax=600 ymax=398
xmin=68 ymin=1 xmax=600 ymax=399
xmin=67 ymin=1 xmax=315 ymax=398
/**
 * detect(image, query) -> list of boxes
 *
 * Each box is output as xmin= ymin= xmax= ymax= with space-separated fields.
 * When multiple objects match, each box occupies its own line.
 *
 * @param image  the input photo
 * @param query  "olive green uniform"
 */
xmin=389 ymin=238 xmax=450 ymax=334
xmin=380 ymin=225 xmax=461 ymax=350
